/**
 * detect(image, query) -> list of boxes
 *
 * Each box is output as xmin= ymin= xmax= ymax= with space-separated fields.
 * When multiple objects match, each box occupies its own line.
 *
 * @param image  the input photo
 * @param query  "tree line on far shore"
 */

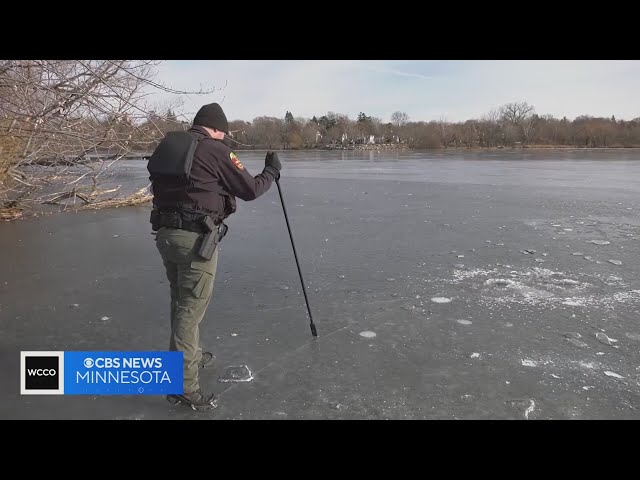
xmin=133 ymin=103 xmax=640 ymax=151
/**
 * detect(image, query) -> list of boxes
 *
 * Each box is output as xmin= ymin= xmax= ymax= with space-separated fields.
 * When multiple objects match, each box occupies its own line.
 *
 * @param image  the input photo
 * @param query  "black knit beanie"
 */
xmin=193 ymin=103 xmax=229 ymax=134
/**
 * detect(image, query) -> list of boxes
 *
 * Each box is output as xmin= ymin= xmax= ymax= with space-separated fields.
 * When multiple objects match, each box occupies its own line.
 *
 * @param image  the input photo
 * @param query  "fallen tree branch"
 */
xmin=42 ymin=189 xmax=90 ymax=205
xmin=75 ymin=186 xmax=152 ymax=210
xmin=0 ymin=206 xmax=22 ymax=221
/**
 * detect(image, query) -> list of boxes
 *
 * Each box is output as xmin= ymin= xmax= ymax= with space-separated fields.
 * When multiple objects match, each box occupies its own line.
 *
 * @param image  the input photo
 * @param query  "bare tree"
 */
xmin=0 ymin=60 xmax=220 ymax=214
xmin=476 ymin=108 xmax=502 ymax=147
xmin=460 ymin=120 xmax=478 ymax=148
xmin=251 ymin=116 xmax=283 ymax=149
xmin=499 ymin=102 xmax=536 ymax=144
xmin=521 ymin=114 xmax=538 ymax=144
xmin=391 ymin=111 xmax=409 ymax=127
xmin=500 ymin=102 xmax=535 ymax=126
xmin=438 ymin=115 xmax=448 ymax=145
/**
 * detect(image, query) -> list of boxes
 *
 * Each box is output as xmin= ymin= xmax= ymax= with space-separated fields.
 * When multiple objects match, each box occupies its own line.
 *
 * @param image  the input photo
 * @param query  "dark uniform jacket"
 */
xmin=151 ymin=126 xmax=275 ymax=219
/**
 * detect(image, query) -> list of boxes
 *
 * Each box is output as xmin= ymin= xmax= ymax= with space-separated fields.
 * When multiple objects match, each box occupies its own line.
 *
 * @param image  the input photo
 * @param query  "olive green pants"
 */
xmin=155 ymin=227 xmax=219 ymax=394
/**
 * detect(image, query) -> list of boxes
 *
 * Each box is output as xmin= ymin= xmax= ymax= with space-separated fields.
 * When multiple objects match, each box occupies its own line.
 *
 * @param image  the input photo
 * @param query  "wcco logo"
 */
xmin=21 ymin=351 xmax=64 ymax=395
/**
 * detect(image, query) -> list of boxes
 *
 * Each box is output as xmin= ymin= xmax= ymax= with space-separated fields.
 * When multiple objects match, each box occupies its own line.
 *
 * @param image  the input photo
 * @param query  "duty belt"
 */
xmin=151 ymin=209 xmax=221 ymax=234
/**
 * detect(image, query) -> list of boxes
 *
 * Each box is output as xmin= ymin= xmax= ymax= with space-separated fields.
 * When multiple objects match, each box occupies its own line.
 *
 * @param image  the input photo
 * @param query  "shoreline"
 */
xmin=14 ymin=145 xmax=640 ymax=162
xmin=232 ymin=144 xmax=640 ymax=152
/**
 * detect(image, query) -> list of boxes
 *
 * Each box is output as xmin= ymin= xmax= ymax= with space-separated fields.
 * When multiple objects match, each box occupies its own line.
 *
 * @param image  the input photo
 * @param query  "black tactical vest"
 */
xmin=147 ymin=130 xmax=235 ymax=218
xmin=147 ymin=130 xmax=202 ymax=207
xmin=147 ymin=130 xmax=201 ymax=180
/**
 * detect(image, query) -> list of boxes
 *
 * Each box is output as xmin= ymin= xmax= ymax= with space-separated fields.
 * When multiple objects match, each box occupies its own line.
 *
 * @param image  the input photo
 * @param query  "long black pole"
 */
xmin=275 ymin=179 xmax=317 ymax=337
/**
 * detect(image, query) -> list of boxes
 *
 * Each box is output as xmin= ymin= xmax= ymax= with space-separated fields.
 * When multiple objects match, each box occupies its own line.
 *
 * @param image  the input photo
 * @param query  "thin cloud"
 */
xmin=150 ymin=60 xmax=640 ymax=123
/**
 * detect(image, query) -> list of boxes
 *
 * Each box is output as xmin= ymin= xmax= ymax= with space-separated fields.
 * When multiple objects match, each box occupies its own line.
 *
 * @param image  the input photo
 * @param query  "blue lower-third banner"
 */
xmin=20 ymin=351 xmax=184 ymax=395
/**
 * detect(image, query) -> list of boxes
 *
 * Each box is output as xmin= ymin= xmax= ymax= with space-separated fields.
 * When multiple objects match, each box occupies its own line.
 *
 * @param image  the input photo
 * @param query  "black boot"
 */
xmin=167 ymin=389 xmax=218 ymax=411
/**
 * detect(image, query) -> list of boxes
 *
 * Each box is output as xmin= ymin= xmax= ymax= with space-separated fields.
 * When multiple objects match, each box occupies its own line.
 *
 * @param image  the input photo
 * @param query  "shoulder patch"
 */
xmin=230 ymin=152 xmax=244 ymax=170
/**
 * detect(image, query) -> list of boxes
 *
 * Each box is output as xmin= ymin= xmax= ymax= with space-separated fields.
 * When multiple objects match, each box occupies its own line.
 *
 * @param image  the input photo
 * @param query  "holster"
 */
xmin=197 ymin=219 xmax=229 ymax=261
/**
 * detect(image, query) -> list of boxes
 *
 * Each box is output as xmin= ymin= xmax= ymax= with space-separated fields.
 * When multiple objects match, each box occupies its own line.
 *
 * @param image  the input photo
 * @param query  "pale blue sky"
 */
xmin=150 ymin=60 xmax=640 ymax=124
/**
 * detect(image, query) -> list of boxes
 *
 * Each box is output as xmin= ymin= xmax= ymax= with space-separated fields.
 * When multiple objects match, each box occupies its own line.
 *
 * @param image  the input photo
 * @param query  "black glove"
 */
xmin=263 ymin=151 xmax=281 ymax=181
